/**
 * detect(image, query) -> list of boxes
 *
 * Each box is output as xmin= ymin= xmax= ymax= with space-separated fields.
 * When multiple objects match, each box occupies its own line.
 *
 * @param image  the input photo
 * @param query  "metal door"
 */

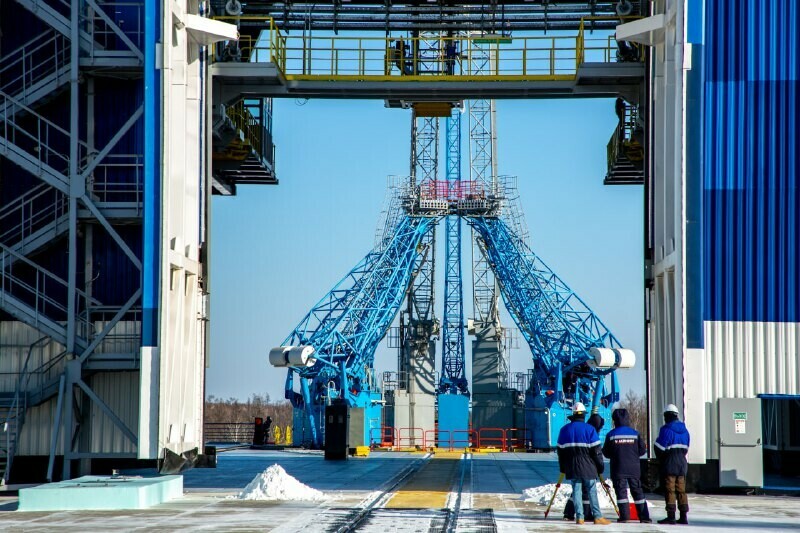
xmin=718 ymin=398 xmax=763 ymax=487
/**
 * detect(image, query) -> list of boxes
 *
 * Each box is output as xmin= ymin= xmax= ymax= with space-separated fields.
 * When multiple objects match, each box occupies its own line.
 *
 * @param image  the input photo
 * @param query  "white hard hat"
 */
xmin=664 ymin=404 xmax=680 ymax=415
xmin=572 ymin=402 xmax=587 ymax=414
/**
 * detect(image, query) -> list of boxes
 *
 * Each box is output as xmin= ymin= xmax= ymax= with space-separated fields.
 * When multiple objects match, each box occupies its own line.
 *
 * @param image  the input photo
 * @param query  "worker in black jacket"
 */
xmin=602 ymin=408 xmax=652 ymax=523
xmin=557 ymin=402 xmax=611 ymax=525
xmin=564 ymin=412 xmax=605 ymax=521
xmin=654 ymin=404 xmax=691 ymax=525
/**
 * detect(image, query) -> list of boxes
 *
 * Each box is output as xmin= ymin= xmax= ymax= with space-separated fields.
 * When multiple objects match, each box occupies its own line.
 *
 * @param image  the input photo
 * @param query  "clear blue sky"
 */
xmin=207 ymin=97 xmax=644 ymax=403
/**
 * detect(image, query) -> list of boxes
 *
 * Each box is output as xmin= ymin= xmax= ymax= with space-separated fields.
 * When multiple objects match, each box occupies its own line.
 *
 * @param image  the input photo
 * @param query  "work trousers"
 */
xmin=613 ymin=476 xmax=651 ymax=520
xmin=570 ymin=478 xmax=603 ymax=521
xmin=664 ymin=475 xmax=689 ymax=508
xmin=563 ymin=484 xmax=593 ymax=520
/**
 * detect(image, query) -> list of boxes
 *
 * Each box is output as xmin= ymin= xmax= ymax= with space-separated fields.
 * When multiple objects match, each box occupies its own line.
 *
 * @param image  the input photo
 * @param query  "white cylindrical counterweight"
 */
xmin=287 ymin=345 xmax=316 ymax=367
xmin=268 ymin=346 xmax=292 ymax=367
xmin=268 ymin=345 xmax=317 ymax=367
xmin=613 ymin=348 xmax=636 ymax=368
xmin=589 ymin=347 xmax=616 ymax=368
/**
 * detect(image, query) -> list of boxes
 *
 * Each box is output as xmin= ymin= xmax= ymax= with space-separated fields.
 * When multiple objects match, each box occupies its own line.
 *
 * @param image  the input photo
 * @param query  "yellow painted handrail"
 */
xmin=212 ymin=15 xmax=642 ymax=82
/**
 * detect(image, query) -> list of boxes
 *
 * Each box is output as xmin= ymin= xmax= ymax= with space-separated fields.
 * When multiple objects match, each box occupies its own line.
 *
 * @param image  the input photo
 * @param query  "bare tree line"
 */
xmin=618 ymin=389 xmax=648 ymax=441
xmin=205 ymin=394 xmax=294 ymax=442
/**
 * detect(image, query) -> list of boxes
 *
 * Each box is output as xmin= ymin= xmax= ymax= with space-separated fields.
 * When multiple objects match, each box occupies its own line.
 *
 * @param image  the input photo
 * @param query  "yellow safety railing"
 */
xmin=213 ymin=16 xmax=287 ymax=67
xmin=213 ymin=16 xmax=640 ymax=82
xmin=217 ymin=100 xmax=262 ymax=161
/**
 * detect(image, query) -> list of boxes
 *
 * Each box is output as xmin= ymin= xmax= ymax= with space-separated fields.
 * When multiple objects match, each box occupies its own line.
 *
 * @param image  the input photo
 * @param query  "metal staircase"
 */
xmin=0 ymin=242 xmax=94 ymax=349
xmin=0 ymin=394 xmax=25 ymax=485
xmin=13 ymin=0 xmax=144 ymax=64
xmin=212 ymin=98 xmax=277 ymax=194
xmin=13 ymin=0 xmax=96 ymax=52
xmin=0 ymin=90 xmax=85 ymax=194
xmin=0 ymin=0 xmax=146 ymax=481
xmin=0 ymin=184 xmax=69 ymax=264
xmin=0 ymin=31 xmax=70 ymax=120
xmin=605 ymin=100 xmax=645 ymax=185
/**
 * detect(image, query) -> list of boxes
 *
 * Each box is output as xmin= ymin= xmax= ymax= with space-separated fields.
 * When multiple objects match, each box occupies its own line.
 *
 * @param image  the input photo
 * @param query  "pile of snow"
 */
xmin=522 ymin=479 xmax=618 ymax=509
xmin=236 ymin=464 xmax=327 ymax=501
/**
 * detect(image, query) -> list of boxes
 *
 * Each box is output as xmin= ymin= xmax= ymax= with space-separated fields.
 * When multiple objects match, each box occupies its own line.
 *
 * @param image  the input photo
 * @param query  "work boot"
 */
xmin=636 ymin=503 xmax=651 ymax=523
xmin=576 ymin=518 xmax=585 ymax=525
xmin=677 ymin=504 xmax=689 ymax=525
xmin=658 ymin=505 xmax=677 ymax=525
xmin=593 ymin=517 xmax=611 ymax=525
xmin=617 ymin=506 xmax=630 ymax=523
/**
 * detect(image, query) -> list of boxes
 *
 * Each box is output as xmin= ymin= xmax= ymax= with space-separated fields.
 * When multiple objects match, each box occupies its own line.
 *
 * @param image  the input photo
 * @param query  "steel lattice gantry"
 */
xmin=439 ymin=108 xmax=468 ymax=395
xmin=275 ymin=215 xmax=437 ymax=447
xmin=469 ymin=216 xmax=628 ymax=446
xmin=274 ymin=206 xmax=632 ymax=449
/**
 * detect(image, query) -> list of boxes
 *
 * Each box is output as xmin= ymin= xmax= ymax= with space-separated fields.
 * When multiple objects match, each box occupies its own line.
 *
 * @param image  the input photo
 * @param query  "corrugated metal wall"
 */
xmin=3 ymin=319 xmax=139 ymax=456
xmin=0 ymin=323 xmax=64 ymax=393
xmin=88 ymin=372 xmax=139 ymax=453
xmin=17 ymin=371 xmax=139 ymax=455
xmin=704 ymin=321 xmax=799 ymax=459
xmin=18 ymin=397 xmax=62 ymax=455
xmin=703 ymin=0 xmax=799 ymax=323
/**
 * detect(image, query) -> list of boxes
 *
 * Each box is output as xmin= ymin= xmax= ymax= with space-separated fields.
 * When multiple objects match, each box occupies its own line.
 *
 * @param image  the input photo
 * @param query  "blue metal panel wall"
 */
xmin=703 ymin=0 xmax=799 ymax=323
xmin=92 ymin=227 xmax=143 ymax=305
xmin=685 ymin=0 xmax=705 ymax=348
xmin=142 ymin=0 xmax=161 ymax=347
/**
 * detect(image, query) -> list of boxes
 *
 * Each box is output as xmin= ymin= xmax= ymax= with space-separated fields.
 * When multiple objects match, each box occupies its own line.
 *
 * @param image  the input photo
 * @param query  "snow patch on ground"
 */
xmin=235 ymin=464 xmax=327 ymax=501
xmin=522 ymin=480 xmax=618 ymax=509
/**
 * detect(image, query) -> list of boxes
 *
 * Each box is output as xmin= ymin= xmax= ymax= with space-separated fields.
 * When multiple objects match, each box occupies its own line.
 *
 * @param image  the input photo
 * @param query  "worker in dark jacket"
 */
xmin=602 ymin=408 xmax=652 ymax=523
xmin=654 ymin=404 xmax=690 ymax=525
xmin=564 ymin=412 xmax=605 ymax=521
xmin=557 ymin=402 xmax=611 ymax=525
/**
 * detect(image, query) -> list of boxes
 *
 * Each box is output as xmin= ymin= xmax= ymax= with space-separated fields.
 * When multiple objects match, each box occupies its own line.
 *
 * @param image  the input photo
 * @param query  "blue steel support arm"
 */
xmin=281 ymin=215 xmax=437 ymax=400
xmin=468 ymin=217 xmax=622 ymax=406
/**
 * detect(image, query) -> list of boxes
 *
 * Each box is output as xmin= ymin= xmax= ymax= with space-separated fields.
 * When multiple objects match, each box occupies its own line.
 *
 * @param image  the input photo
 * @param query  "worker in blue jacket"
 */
xmin=556 ymin=402 xmax=611 ymax=525
xmin=563 ymin=412 xmax=605 ymax=521
xmin=602 ymin=407 xmax=652 ymax=523
xmin=654 ymin=404 xmax=690 ymax=525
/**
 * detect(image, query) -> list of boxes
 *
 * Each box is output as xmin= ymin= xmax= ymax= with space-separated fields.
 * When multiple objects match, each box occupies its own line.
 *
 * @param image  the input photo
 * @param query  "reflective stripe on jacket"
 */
xmin=654 ymin=420 xmax=690 ymax=476
xmin=557 ymin=420 xmax=604 ymax=479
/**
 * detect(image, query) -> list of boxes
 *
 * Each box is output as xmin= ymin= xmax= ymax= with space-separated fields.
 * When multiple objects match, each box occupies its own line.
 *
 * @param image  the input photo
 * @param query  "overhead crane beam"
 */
xmin=226 ymin=1 xmax=641 ymax=32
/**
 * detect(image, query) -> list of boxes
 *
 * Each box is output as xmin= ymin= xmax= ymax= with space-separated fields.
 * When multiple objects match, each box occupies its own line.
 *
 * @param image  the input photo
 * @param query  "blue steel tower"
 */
xmin=437 ymin=107 xmax=471 ymax=446
xmin=440 ymin=108 xmax=467 ymax=395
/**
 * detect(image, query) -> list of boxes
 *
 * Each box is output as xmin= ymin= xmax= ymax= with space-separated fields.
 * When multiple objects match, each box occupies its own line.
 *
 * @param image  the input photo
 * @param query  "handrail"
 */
xmin=0 ymin=241 xmax=97 ymax=339
xmin=397 ymin=427 xmax=424 ymax=448
xmin=477 ymin=427 xmax=506 ymax=451
xmin=87 ymin=153 xmax=145 ymax=205
xmin=0 ymin=182 xmax=50 ymax=218
xmin=2 ymin=336 xmax=50 ymax=483
xmin=211 ymin=15 xmax=641 ymax=82
xmin=84 ymin=2 xmax=145 ymax=53
xmin=0 ymin=31 xmax=68 ymax=100
xmin=0 ymin=90 xmax=90 ymax=181
xmin=0 ymin=185 xmax=68 ymax=249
